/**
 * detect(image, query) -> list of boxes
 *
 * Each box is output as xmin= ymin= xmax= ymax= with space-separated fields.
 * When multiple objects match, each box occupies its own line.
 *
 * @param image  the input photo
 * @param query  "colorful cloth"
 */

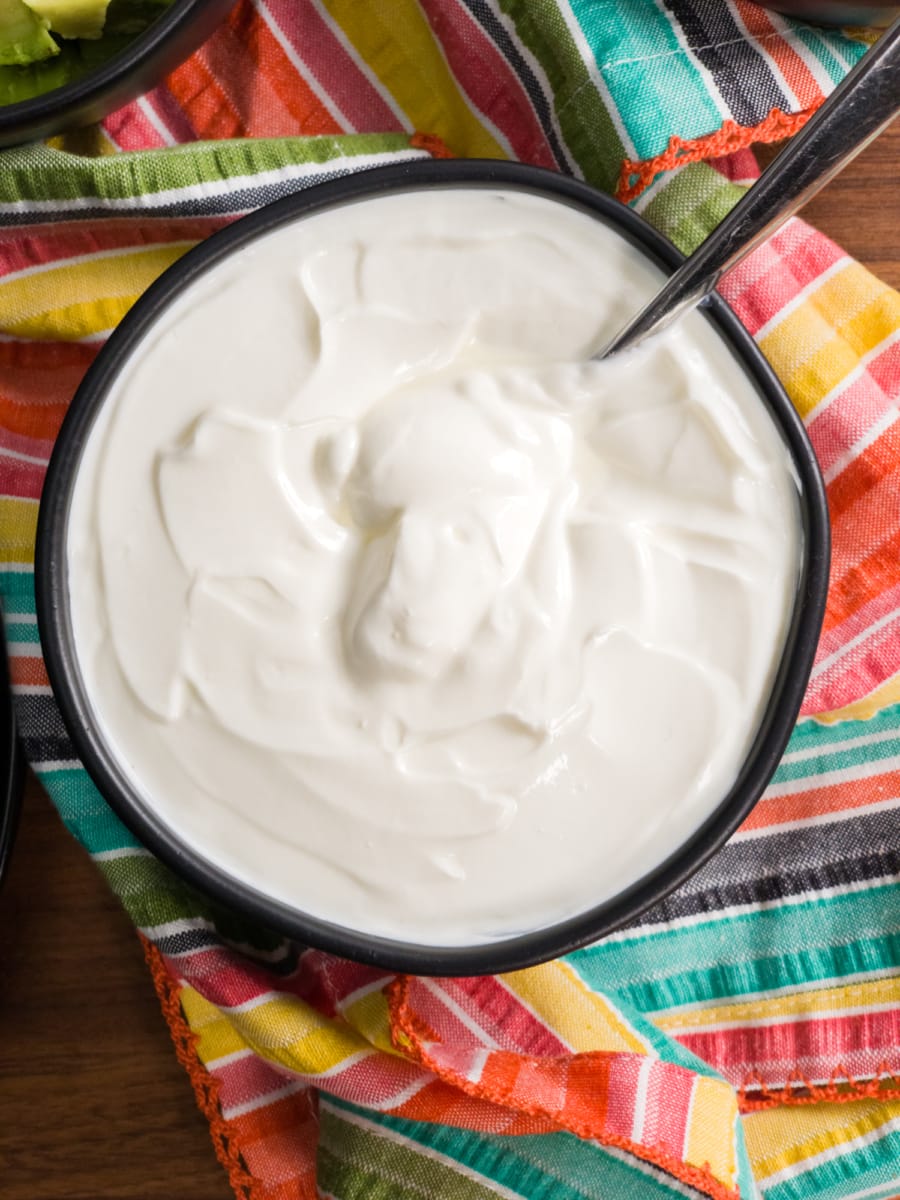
xmin=0 ymin=4 xmax=898 ymax=1200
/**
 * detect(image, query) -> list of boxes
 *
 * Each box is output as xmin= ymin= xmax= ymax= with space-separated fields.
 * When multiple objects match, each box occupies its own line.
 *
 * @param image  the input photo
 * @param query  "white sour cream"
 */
xmin=68 ymin=189 xmax=800 ymax=945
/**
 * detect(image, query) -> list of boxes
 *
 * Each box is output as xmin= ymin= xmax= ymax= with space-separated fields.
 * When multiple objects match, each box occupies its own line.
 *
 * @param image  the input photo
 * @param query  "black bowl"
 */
xmin=0 ymin=0 xmax=236 ymax=149
xmin=35 ymin=160 xmax=831 ymax=975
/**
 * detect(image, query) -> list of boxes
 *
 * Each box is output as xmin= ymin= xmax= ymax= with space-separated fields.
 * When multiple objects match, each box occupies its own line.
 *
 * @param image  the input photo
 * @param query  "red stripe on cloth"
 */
xmin=184 ymin=3 xmax=343 ymax=139
xmin=9 ymin=656 xmax=48 ymax=687
xmin=102 ymin=101 xmax=169 ymax=151
xmin=226 ymin=1089 xmax=319 ymax=1196
xmin=145 ymin=83 xmax=203 ymax=145
xmin=741 ymin=767 xmax=900 ymax=832
xmin=807 ymin=339 xmax=900 ymax=475
xmin=210 ymin=1050 xmax=294 ymax=1113
xmin=731 ymin=0 xmax=826 ymax=109
xmin=602 ymin=1054 xmax=642 ymax=1138
xmin=0 ymin=343 xmax=97 ymax=440
xmin=642 ymin=1062 xmax=695 ymax=1157
xmin=0 ymin=226 xmax=209 ymax=279
xmin=814 ymin=579 xmax=900 ymax=666
xmin=294 ymin=952 xmax=389 ymax=1018
xmin=0 ymin=455 xmax=44 ymax=500
xmin=165 ymin=50 xmax=248 ymax=140
xmin=829 ymin=419 xmax=900 ymax=525
xmin=676 ymin=1009 xmax=900 ymax=1086
xmin=261 ymin=0 xmax=404 ymax=132
xmin=708 ymin=147 xmax=759 ymax=183
xmin=719 ymin=222 xmax=845 ymax=334
xmin=418 ymin=0 xmax=555 ymax=167
xmin=805 ymin=608 xmax=900 ymax=716
xmin=447 ymin=976 xmax=570 ymax=1056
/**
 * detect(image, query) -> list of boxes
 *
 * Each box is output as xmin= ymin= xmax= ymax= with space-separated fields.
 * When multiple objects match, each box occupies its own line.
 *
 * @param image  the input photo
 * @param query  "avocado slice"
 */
xmin=0 ymin=0 xmax=59 ymax=65
xmin=22 ymin=0 xmax=112 ymax=40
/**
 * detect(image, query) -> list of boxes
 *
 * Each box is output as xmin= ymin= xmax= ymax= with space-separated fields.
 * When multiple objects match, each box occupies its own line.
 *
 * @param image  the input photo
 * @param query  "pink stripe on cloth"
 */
xmin=805 ymin=608 xmax=900 ymax=716
xmin=676 ymin=1009 xmax=900 ymax=1090
xmin=210 ymin=1051 xmax=298 ymax=1113
xmin=0 ymin=426 xmax=55 ymax=461
xmin=261 ymin=0 xmax=406 ymax=133
xmin=448 ymin=976 xmax=571 ymax=1056
xmin=0 ymin=455 xmax=45 ymax=501
xmin=807 ymin=335 xmax=900 ymax=473
xmin=418 ymin=0 xmax=556 ymax=167
xmin=102 ymin=101 xmax=170 ymax=151
xmin=719 ymin=220 xmax=845 ymax=336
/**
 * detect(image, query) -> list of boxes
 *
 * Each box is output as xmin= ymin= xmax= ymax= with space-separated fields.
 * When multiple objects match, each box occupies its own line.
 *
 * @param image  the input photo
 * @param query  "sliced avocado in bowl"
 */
xmin=0 ymin=0 xmax=59 ymax=66
xmin=21 ymin=0 xmax=112 ymax=41
xmin=0 ymin=0 xmax=174 ymax=106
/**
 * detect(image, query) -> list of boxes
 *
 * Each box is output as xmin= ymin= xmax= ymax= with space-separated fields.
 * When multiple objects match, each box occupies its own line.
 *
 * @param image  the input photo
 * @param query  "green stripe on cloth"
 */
xmin=322 ymin=1100 xmax=700 ymax=1200
xmin=499 ymin=0 xmax=625 ymax=193
xmin=641 ymin=162 xmax=749 ymax=254
xmin=0 ymin=134 xmax=424 ymax=204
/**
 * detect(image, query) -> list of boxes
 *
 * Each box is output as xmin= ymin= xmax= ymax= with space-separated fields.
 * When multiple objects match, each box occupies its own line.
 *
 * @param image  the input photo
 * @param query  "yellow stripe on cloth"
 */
xmin=654 ymin=977 xmax=900 ymax=1034
xmin=759 ymin=264 xmax=900 ymax=419
xmin=0 ymin=498 xmax=38 ymax=563
xmin=685 ymin=1076 xmax=739 ymax=1184
xmin=0 ymin=243 xmax=194 ymax=340
xmin=181 ymin=986 xmax=250 ymax=1065
xmin=325 ymin=0 xmax=507 ymax=159
xmin=181 ymin=985 xmax=376 ymax=1078
xmin=815 ymin=668 xmax=900 ymax=723
xmin=343 ymin=988 xmax=406 ymax=1057
xmin=193 ymin=992 xmax=379 ymax=1081
xmin=501 ymin=960 xmax=650 ymax=1054
xmin=745 ymin=1097 xmax=900 ymax=1183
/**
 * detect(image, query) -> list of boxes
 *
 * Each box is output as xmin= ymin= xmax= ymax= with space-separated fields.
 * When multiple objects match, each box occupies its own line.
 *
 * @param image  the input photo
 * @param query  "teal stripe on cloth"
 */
xmin=771 ymin=733 xmax=900 ymax=785
xmin=0 ymin=568 xmax=38 ymax=614
xmin=761 ymin=1121 xmax=900 ymax=1200
xmin=570 ymin=888 xmax=900 ymax=1014
xmin=322 ymin=1099 xmax=710 ymax=1200
xmin=34 ymin=768 xmax=143 ymax=853
xmin=791 ymin=24 xmax=866 ymax=85
xmin=568 ymin=0 xmax=724 ymax=158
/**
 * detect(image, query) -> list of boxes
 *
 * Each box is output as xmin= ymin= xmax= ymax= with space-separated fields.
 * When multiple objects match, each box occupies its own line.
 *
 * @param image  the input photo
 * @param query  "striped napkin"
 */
xmin=1 ymin=4 xmax=899 ymax=1200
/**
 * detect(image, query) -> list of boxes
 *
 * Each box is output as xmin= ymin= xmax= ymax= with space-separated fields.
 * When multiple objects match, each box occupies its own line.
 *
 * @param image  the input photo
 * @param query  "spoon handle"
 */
xmin=601 ymin=19 xmax=900 ymax=358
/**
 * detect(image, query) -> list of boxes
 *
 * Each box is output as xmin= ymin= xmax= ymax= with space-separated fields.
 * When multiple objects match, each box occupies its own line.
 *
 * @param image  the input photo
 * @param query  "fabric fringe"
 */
xmin=616 ymin=106 xmax=819 ymax=203
xmin=740 ymin=1065 xmax=900 ymax=1112
xmin=141 ymin=935 xmax=263 ymax=1200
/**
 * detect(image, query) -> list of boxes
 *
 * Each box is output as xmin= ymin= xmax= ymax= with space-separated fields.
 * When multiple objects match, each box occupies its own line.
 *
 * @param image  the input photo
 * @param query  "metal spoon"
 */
xmin=600 ymin=18 xmax=900 ymax=358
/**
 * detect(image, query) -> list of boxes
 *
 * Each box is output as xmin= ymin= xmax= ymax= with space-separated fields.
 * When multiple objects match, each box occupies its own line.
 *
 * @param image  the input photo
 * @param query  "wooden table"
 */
xmin=0 ymin=123 xmax=898 ymax=1200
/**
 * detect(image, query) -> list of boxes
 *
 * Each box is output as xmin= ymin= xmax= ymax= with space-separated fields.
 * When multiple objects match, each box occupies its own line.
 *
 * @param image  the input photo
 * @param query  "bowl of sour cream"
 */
xmin=35 ymin=161 xmax=830 ymax=974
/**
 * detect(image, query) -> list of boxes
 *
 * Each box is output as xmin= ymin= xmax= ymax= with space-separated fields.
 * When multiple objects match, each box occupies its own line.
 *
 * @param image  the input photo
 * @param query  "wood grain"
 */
xmin=0 ymin=121 xmax=897 ymax=1200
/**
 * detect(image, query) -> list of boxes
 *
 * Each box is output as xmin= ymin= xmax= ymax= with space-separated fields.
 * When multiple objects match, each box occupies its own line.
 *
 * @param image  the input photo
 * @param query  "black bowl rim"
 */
xmin=35 ymin=159 xmax=831 ymax=975
xmin=0 ymin=0 xmax=235 ymax=145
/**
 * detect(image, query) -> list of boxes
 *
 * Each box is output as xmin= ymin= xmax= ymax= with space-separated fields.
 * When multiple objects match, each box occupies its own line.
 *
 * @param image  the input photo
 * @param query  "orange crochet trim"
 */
xmin=141 ymin=936 xmax=263 ymax=1200
xmin=385 ymin=976 xmax=739 ymax=1200
xmin=739 ymin=1064 xmax=900 ymax=1112
xmin=410 ymin=131 xmax=455 ymax=159
xmin=616 ymin=104 xmax=820 ymax=204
